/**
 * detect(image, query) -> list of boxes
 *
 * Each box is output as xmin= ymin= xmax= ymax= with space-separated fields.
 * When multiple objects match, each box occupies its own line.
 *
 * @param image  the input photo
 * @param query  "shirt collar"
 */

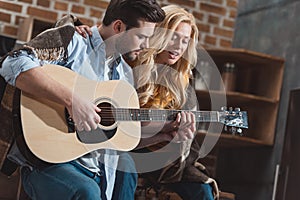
xmin=90 ymin=26 xmax=104 ymax=49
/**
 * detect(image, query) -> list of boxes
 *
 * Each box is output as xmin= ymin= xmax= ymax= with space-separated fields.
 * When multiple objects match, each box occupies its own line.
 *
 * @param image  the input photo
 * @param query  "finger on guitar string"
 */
xmin=179 ymin=111 xmax=187 ymax=127
xmin=168 ymin=111 xmax=196 ymax=143
xmin=87 ymin=115 xmax=100 ymax=130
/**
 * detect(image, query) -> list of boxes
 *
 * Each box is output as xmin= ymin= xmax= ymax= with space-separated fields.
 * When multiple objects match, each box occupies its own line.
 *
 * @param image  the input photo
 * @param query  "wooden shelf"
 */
xmin=206 ymin=47 xmax=284 ymax=63
xmin=195 ymin=48 xmax=284 ymax=200
xmin=194 ymin=48 xmax=284 ymax=146
xmin=197 ymin=131 xmax=269 ymax=147
xmin=196 ymin=90 xmax=278 ymax=104
xmin=205 ymin=47 xmax=284 ymax=101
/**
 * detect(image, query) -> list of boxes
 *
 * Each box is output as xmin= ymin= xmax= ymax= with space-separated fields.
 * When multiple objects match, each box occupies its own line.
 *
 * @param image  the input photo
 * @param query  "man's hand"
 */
xmin=66 ymin=94 xmax=101 ymax=132
xmin=75 ymin=25 xmax=92 ymax=38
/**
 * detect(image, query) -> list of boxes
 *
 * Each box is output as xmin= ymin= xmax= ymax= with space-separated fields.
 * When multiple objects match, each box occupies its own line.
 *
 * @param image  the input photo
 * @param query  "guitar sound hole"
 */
xmin=97 ymin=102 xmax=115 ymax=127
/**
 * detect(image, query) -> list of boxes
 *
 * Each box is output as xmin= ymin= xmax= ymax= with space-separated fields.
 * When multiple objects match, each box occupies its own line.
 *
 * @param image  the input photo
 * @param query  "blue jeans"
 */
xmin=166 ymin=182 xmax=214 ymax=200
xmin=112 ymin=152 xmax=138 ymax=200
xmin=21 ymin=153 xmax=137 ymax=200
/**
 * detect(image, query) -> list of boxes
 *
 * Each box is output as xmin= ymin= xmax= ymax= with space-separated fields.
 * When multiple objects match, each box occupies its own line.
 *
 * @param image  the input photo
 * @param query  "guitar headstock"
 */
xmin=219 ymin=107 xmax=248 ymax=135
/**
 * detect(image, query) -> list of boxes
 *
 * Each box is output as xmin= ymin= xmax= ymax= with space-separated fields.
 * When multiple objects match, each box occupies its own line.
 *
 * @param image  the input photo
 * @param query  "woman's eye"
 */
xmin=171 ymin=34 xmax=178 ymax=41
xmin=183 ymin=39 xmax=190 ymax=44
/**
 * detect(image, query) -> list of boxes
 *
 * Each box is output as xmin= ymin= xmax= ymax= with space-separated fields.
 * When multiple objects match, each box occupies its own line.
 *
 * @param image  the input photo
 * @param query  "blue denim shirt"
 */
xmin=0 ymin=25 xmax=134 ymax=200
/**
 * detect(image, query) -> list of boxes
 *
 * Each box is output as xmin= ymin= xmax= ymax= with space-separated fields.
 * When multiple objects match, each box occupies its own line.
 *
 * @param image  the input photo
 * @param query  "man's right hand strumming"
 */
xmin=67 ymin=94 xmax=101 ymax=132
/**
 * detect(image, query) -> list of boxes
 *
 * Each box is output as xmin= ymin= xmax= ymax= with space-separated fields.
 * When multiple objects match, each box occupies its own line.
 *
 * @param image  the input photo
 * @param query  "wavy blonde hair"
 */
xmin=134 ymin=5 xmax=198 ymax=109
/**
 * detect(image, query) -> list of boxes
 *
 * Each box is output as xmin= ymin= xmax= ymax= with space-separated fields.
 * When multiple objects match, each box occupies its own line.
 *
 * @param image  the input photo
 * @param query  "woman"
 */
xmin=133 ymin=5 xmax=218 ymax=200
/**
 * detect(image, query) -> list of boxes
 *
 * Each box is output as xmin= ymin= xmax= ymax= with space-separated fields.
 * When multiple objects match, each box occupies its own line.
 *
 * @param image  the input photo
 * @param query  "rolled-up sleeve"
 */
xmin=0 ymin=51 xmax=41 ymax=86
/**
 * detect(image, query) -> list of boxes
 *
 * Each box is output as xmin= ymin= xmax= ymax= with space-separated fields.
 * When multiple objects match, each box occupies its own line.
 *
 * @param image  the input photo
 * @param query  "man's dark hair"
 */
xmin=102 ymin=0 xmax=165 ymax=29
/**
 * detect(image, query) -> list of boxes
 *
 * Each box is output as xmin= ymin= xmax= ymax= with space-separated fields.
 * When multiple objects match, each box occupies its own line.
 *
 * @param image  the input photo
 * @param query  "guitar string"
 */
xmin=94 ymin=107 xmax=219 ymax=122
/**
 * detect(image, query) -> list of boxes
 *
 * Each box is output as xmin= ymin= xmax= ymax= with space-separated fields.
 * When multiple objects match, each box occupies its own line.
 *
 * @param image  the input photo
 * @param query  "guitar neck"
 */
xmin=113 ymin=108 xmax=219 ymax=122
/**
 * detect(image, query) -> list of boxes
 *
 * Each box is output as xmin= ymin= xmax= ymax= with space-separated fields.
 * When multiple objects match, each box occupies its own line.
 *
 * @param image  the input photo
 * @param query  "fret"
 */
xmin=113 ymin=108 xmax=219 ymax=123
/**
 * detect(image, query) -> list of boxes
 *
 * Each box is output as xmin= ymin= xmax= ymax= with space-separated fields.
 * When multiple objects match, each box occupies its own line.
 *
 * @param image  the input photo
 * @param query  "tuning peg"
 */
xmin=224 ymin=125 xmax=228 ymax=132
xmin=229 ymin=107 xmax=233 ymax=111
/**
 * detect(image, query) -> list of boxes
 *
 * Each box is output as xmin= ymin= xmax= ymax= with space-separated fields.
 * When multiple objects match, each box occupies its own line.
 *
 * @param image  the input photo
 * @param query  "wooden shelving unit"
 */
xmin=196 ymin=48 xmax=284 ymax=146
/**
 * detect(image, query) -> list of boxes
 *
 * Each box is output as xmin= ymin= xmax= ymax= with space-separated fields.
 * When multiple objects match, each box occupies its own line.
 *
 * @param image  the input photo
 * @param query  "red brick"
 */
xmin=90 ymin=8 xmax=103 ymax=18
xmin=19 ymin=0 xmax=33 ymax=4
xmin=55 ymin=2 xmax=68 ymax=11
xmin=214 ymin=27 xmax=234 ymax=38
xmin=84 ymin=0 xmax=109 ymax=9
xmin=3 ymin=25 xmax=18 ymax=37
xmin=229 ymin=9 xmax=237 ymax=19
xmin=15 ymin=16 xmax=26 ymax=25
xmin=168 ymin=0 xmax=195 ymax=7
xmin=204 ymin=35 xmax=217 ymax=45
xmin=208 ymin=15 xmax=220 ymax=25
xmin=0 ymin=1 xmax=22 ymax=12
xmin=197 ymin=23 xmax=211 ymax=33
xmin=223 ymin=19 xmax=235 ymax=28
xmin=27 ymin=7 xmax=57 ymax=20
xmin=79 ymin=18 xmax=94 ymax=27
xmin=200 ymin=2 xmax=226 ymax=15
xmin=72 ymin=5 xmax=85 ymax=14
xmin=192 ymin=11 xmax=204 ymax=21
xmin=227 ymin=0 xmax=238 ymax=8
xmin=0 ymin=12 xmax=11 ymax=23
xmin=65 ymin=0 xmax=80 ymax=2
xmin=220 ymin=38 xmax=232 ymax=47
xmin=37 ymin=0 xmax=50 ymax=8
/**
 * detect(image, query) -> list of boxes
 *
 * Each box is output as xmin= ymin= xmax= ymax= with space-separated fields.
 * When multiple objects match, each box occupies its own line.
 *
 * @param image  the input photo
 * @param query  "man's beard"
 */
xmin=122 ymin=51 xmax=136 ymax=62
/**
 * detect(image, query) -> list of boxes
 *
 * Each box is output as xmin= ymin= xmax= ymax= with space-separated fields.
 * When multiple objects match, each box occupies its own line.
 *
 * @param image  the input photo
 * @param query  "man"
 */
xmin=0 ymin=0 xmax=165 ymax=199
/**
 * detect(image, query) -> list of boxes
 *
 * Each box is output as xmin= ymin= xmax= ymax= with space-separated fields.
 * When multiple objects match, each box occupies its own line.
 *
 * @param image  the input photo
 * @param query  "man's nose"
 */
xmin=141 ymin=38 xmax=149 ymax=49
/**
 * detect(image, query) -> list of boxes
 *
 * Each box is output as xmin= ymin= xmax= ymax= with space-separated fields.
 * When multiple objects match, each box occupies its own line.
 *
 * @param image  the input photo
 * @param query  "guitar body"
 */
xmin=21 ymin=65 xmax=141 ymax=163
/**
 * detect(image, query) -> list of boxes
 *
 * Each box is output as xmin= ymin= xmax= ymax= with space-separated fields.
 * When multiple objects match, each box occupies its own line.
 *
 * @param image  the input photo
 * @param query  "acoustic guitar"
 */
xmin=20 ymin=64 xmax=248 ymax=163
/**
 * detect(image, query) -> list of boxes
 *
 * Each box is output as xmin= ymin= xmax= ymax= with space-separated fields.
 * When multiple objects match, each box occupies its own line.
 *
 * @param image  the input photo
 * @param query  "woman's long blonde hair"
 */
xmin=134 ymin=5 xmax=198 ymax=109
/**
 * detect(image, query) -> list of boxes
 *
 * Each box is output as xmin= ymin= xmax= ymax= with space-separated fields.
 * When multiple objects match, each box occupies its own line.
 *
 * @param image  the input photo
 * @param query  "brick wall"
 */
xmin=161 ymin=0 xmax=238 ymax=48
xmin=0 ymin=0 xmax=238 ymax=48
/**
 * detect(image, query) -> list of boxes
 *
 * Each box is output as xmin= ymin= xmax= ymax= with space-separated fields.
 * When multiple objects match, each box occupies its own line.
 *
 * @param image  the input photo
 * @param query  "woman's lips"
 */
xmin=168 ymin=51 xmax=179 ymax=59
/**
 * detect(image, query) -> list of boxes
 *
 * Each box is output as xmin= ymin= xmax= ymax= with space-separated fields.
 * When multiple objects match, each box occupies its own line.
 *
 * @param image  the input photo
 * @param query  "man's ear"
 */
xmin=113 ymin=20 xmax=126 ymax=33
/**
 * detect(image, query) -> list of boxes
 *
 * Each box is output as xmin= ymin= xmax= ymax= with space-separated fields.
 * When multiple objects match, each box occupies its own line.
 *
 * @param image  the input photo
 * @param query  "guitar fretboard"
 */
xmin=111 ymin=108 xmax=219 ymax=122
